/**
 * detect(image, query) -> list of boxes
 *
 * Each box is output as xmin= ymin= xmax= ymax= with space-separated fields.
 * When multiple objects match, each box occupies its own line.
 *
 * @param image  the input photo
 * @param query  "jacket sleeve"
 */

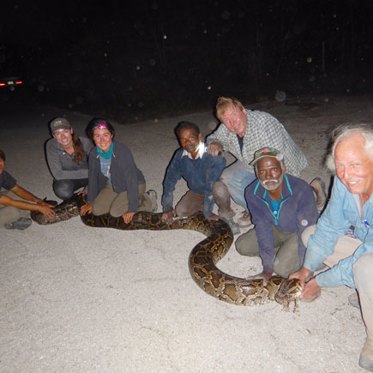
xmin=304 ymin=179 xmax=351 ymax=271
xmin=206 ymin=124 xmax=231 ymax=152
xmin=295 ymin=184 xmax=319 ymax=263
xmin=161 ymin=151 xmax=182 ymax=211
xmin=46 ymin=139 xmax=89 ymax=180
xmin=119 ymin=146 xmax=140 ymax=212
xmin=247 ymin=194 xmax=276 ymax=273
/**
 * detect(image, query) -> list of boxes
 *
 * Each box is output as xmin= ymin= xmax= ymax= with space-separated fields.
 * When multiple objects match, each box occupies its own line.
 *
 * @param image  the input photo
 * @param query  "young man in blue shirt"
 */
xmin=161 ymin=121 xmax=239 ymax=233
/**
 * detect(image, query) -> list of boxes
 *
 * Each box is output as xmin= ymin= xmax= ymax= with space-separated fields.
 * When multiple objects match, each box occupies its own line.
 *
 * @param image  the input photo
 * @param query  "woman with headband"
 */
xmin=46 ymin=117 xmax=92 ymax=200
xmin=80 ymin=118 xmax=157 ymax=223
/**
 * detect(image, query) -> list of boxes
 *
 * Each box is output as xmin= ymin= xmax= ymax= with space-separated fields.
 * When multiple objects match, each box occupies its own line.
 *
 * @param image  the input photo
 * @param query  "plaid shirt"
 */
xmin=207 ymin=109 xmax=308 ymax=176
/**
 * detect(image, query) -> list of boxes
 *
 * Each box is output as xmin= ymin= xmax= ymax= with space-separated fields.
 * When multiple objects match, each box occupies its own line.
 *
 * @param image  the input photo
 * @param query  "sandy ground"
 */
xmin=1 ymin=95 xmax=373 ymax=372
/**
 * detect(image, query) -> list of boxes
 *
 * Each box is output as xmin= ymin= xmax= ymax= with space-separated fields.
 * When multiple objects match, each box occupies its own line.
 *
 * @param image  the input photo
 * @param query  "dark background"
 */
xmin=1 ymin=0 xmax=372 ymax=122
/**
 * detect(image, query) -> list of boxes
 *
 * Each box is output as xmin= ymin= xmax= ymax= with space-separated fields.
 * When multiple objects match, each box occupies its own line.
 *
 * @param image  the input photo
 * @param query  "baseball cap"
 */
xmin=50 ymin=117 xmax=71 ymax=132
xmin=250 ymin=146 xmax=284 ymax=165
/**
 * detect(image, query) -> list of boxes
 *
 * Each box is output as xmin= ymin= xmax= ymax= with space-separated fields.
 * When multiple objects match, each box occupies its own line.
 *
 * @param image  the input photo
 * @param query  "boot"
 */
xmin=310 ymin=177 xmax=327 ymax=212
xmin=359 ymin=336 xmax=373 ymax=371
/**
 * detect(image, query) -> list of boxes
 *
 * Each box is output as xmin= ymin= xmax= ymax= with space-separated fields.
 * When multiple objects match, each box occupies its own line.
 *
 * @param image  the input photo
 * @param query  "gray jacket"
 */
xmin=46 ymin=137 xmax=92 ymax=180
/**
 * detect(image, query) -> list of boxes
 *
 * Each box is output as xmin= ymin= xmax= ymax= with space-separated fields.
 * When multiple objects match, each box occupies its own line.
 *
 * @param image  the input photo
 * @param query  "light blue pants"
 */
xmin=220 ymin=160 xmax=256 ymax=209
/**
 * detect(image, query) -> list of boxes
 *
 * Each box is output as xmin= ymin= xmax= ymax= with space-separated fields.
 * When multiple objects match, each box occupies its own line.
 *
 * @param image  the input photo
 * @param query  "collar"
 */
xmin=253 ymin=174 xmax=293 ymax=200
xmin=181 ymin=142 xmax=206 ymax=159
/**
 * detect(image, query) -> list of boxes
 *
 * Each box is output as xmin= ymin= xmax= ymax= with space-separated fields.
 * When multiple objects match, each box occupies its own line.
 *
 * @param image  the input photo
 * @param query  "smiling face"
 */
xmin=177 ymin=127 xmax=202 ymax=158
xmin=219 ymin=106 xmax=247 ymax=137
xmin=53 ymin=128 xmax=74 ymax=149
xmin=92 ymin=127 xmax=113 ymax=152
xmin=334 ymin=133 xmax=373 ymax=200
xmin=256 ymin=157 xmax=285 ymax=192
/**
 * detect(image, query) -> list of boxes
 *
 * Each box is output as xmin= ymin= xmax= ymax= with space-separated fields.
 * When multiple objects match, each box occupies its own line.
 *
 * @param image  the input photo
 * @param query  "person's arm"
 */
xmin=46 ymin=140 xmax=88 ymax=180
xmin=206 ymin=124 xmax=230 ymax=156
xmin=161 ymin=151 xmax=182 ymax=212
xmin=247 ymin=198 xmax=276 ymax=273
xmin=0 ymin=185 xmax=55 ymax=219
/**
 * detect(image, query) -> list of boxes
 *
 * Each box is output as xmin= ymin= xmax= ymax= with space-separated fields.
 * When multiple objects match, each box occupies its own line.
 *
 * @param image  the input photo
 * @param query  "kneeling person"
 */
xmin=235 ymin=147 xmax=319 ymax=278
xmin=161 ymin=121 xmax=226 ymax=224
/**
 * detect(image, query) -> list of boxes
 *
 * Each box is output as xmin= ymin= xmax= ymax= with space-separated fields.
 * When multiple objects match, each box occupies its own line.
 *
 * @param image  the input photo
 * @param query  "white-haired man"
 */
xmin=291 ymin=124 xmax=373 ymax=372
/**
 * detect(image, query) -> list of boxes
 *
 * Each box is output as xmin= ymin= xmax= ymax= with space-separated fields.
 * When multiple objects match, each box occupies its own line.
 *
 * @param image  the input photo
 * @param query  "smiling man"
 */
xmin=235 ymin=147 xmax=319 ymax=279
xmin=207 ymin=96 xmax=310 ymax=228
xmin=161 ymin=121 xmax=236 ymax=229
xmin=290 ymin=124 xmax=373 ymax=372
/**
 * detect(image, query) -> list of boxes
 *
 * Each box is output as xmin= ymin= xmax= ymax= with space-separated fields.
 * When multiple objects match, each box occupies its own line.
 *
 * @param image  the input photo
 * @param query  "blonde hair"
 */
xmin=215 ymin=96 xmax=245 ymax=120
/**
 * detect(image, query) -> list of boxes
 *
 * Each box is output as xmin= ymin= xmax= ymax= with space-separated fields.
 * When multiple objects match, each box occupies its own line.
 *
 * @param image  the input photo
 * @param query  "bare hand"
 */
xmin=123 ymin=211 xmax=135 ymax=224
xmin=289 ymin=266 xmax=314 ymax=283
xmin=207 ymin=142 xmax=223 ymax=156
xmin=38 ymin=205 xmax=56 ymax=220
xmin=206 ymin=213 xmax=220 ymax=222
xmin=78 ymin=187 xmax=88 ymax=196
xmin=80 ymin=203 xmax=93 ymax=216
xmin=162 ymin=210 xmax=175 ymax=223
xmin=301 ymin=278 xmax=321 ymax=302
xmin=248 ymin=271 xmax=273 ymax=280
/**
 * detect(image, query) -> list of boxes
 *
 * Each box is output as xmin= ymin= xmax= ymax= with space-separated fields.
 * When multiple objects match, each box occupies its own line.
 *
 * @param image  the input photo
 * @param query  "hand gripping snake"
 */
xmin=31 ymin=194 xmax=302 ymax=311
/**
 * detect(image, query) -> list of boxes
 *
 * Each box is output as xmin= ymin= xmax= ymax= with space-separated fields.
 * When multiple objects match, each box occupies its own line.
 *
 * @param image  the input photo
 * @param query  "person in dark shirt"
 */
xmin=162 ymin=121 xmax=236 ymax=229
xmin=80 ymin=118 xmax=156 ymax=224
xmin=0 ymin=149 xmax=55 ymax=229
xmin=235 ymin=147 xmax=319 ymax=278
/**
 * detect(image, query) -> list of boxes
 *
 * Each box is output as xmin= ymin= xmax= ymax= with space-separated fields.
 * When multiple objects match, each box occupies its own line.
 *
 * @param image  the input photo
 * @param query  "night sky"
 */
xmin=1 ymin=0 xmax=373 ymax=121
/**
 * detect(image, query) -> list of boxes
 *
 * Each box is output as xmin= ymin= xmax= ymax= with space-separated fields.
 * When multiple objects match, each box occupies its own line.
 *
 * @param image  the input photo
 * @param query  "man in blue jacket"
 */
xmin=235 ymin=146 xmax=319 ymax=278
xmin=161 ymin=121 xmax=238 ymax=231
xmin=290 ymin=124 xmax=373 ymax=372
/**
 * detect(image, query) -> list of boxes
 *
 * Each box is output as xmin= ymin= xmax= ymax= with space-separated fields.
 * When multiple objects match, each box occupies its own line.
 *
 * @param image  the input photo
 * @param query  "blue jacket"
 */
xmin=161 ymin=146 xmax=226 ymax=217
xmin=246 ymin=174 xmax=319 ymax=273
xmin=304 ymin=177 xmax=373 ymax=288
xmin=87 ymin=141 xmax=145 ymax=212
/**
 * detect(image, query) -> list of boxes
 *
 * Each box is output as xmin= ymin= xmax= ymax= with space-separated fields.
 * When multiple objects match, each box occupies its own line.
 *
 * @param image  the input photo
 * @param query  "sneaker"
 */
xmin=146 ymin=189 xmax=158 ymax=212
xmin=5 ymin=217 xmax=32 ymax=230
xmin=348 ymin=292 xmax=360 ymax=309
xmin=238 ymin=210 xmax=252 ymax=228
xmin=221 ymin=217 xmax=241 ymax=235
xmin=310 ymin=177 xmax=327 ymax=212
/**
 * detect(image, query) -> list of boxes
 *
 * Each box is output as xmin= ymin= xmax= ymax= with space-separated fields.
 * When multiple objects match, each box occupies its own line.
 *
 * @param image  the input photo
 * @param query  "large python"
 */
xmin=31 ymin=194 xmax=302 ymax=311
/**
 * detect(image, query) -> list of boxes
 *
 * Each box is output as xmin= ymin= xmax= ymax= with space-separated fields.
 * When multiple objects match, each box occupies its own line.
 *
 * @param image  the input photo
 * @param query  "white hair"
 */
xmin=326 ymin=123 xmax=373 ymax=173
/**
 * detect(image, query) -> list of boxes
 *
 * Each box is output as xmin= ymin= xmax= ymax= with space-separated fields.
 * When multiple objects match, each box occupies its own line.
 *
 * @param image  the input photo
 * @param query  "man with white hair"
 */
xmin=291 ymin=124 xmax=373 ymax=372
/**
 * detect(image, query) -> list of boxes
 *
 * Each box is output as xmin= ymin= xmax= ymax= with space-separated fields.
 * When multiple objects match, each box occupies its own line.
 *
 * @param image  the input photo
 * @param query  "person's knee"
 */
xmin=53 ymin=180 xmax=74 ymax=200
xmin=235 ymin=230 xmax=258 ymax=256
xmin=353 ymin=253 xmax=373 ymax=283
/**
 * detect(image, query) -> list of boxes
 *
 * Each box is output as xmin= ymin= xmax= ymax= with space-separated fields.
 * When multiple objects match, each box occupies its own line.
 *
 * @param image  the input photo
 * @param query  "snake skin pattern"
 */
xmin=31 ymin=194 xmax=302 ymax=311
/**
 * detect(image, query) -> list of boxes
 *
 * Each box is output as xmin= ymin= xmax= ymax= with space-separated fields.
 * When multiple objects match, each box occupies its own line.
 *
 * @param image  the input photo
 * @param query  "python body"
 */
xmin=31 ymin=194 xmax=302 ymax=311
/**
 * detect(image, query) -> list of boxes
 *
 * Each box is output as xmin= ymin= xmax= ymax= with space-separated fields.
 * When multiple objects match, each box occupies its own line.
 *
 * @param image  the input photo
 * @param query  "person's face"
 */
xmin=334 ymin=134 xmax=373 ymax=198
xmin=53 ymin=128 xmax=73 ymax=148
xmin=93 ymin=127 xmax=113 ymax=152
xmin=178 ymin=127 xmax=202 ymax=158
xmin=0 ymin=158 xmax=4 ymax=174
xmin=256 ymin=157 xmax=285 ymax=191
xmin=220 ymin=106 xmax=247 ymax=137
